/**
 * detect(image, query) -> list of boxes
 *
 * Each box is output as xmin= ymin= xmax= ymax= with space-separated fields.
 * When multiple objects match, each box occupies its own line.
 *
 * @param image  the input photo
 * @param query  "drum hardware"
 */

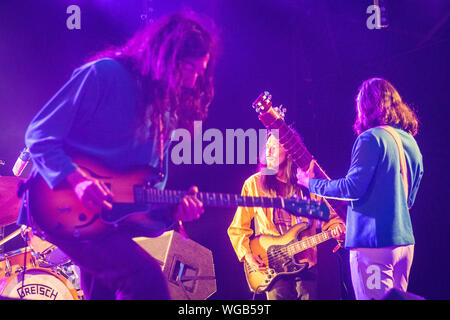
xmin=4 ymin=258 xmax=11 ymax=278
xmin=27 ymin=229 xmax=72 ymax=268
xmin=0 ymin=227 xmax=84 ymax=300
xmin=53 ymin=262 xmax=82 ymax=291
xmin=0 ymin=247 xmax=36 ymax=279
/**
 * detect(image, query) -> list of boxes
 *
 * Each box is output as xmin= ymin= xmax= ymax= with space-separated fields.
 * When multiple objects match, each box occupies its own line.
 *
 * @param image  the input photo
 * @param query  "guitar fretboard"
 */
xmin=286 ymin=228 xmax=335 ymax=256
xmin=134 ymin=187 xmax=291 ymax=208
xmin=132 ymin=186 xmax=330 ymax=221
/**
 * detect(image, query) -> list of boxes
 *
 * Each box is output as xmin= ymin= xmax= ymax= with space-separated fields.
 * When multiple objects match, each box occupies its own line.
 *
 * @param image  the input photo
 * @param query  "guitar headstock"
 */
xmin=283 ymin=197 xmax=330 ymax=221
xmin=252 ymin=91 xmax=286 ymax=119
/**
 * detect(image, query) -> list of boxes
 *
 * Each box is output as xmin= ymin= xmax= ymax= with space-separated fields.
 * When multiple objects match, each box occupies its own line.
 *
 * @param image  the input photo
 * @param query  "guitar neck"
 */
xmin=259 ymin=113 xmax=313 ymax=170
xmin=136 ymin=188 xmax=286 ymax=209
xmin=258 ymin=110 xmax=348 ymax=220
xmin=287 ymin=228 xmax=335 ymax=255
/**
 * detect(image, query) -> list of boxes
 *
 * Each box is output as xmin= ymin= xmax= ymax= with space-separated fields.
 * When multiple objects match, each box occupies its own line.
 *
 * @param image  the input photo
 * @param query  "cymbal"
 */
xmin=0 ymin=176 xmax=24 ymax=227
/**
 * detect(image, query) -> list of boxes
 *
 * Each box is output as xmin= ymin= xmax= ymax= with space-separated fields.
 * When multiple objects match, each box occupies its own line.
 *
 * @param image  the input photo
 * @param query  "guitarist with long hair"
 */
xmin=296 ymin=78 xmax=424 ymax=300
xmin=17 ymin=12 xmax=218 ymax=300
xmin=228 ymin=132 xmax=345 ymax=300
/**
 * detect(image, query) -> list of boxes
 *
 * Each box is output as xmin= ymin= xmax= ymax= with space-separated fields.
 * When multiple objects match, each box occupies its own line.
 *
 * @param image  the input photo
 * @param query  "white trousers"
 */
xmin=349 ymin=245 xmax=414 ymax=300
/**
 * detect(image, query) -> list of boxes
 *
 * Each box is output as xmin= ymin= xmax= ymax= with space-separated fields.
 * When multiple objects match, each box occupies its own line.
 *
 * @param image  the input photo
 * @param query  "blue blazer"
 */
xmin=309 ymin=127 xmax=423 ymax=248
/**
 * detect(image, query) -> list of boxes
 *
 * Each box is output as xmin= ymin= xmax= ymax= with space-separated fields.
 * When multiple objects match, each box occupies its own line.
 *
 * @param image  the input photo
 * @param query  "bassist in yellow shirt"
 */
xmin=228 ymin=132 xmax=345 ymax=300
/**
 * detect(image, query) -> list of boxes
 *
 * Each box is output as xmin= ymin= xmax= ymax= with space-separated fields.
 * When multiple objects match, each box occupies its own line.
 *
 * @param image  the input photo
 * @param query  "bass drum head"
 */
xmin=0 ymin=268 xmax=80 ymax=300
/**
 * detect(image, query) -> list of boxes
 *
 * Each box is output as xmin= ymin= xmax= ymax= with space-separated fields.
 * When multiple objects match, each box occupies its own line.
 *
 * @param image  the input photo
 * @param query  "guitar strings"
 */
xmin=265 ymin=230 xmax=334 ymax=264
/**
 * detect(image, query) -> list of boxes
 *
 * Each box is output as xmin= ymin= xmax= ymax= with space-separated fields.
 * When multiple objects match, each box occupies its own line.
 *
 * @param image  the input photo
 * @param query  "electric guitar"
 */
xmin=27 ymin=155 xmax=330 ymax=240
xmin=252 ymin=91 xmax=348 ymax=220
xmin=244 ymin=223 xmax=344 ymax=293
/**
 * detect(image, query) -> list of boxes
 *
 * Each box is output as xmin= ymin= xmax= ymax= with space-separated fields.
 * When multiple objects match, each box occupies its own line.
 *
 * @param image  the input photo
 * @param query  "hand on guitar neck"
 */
xmin=173 ymin=185 xmax=205 ymax=222
xmin=65 ymin=168 xmax=205 ymax=223
xmin=296 ymin=165 xmax=347 ymax=251
xmin=329 ymin=223 xmax=346 ymax=252
xmin=295 ymin=167 xmax=311 ymax=189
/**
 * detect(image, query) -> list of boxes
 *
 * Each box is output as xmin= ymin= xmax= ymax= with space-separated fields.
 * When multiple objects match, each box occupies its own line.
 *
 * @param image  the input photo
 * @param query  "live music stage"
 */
xmin=0 ymin=0 xmax=449 ymax=304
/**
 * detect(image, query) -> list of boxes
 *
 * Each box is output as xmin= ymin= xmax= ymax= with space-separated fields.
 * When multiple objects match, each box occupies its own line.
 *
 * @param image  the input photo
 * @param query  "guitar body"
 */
xmin=244 ymin=223 xmax=310 ymax=293
xmin=27 ymin=156 xmax=167 ymax=240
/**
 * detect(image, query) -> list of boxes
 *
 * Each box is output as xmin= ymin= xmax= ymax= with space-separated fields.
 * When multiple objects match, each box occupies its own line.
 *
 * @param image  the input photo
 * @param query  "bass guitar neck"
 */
xmin=252 ymin=91 xmax=348 ymax=220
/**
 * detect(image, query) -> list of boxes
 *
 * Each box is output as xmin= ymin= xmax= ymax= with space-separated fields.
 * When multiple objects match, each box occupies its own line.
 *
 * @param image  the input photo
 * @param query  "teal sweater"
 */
xmin=309 ymin=127 xmax=423 ymax=248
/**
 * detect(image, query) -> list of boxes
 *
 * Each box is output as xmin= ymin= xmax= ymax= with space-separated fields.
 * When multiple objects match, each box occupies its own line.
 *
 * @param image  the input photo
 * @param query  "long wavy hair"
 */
xmin=353 ymin=78 xmax=419 ymax=136
xmin=88 ymin=12 xmax=218 ymax=138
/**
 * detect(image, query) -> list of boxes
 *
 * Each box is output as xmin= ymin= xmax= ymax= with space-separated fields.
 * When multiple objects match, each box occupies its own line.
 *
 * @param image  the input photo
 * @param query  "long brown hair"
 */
xmin=88 ymin=12 xmax=219 ymax=137
xmin=353 ymin=78 xmax=419 ymax=136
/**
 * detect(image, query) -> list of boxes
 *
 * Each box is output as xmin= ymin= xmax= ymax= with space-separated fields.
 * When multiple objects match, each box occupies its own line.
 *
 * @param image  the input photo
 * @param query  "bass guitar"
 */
xmin=27 ymin=155 xmax=330 ymax=240
xmin=244 ymin=223 xmax=344 ymax=293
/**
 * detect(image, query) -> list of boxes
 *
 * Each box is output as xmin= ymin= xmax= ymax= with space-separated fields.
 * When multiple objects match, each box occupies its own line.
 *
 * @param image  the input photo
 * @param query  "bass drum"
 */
xmin=0 ymin=268 xmax=81 ymax=300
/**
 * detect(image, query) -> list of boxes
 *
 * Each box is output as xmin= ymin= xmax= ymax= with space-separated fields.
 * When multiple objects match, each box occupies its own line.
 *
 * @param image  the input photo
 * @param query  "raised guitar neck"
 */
xmin=258 ymin=107 xmax=348 ymax=220
xmin=259 ymin=109 xmax=313 ymax=170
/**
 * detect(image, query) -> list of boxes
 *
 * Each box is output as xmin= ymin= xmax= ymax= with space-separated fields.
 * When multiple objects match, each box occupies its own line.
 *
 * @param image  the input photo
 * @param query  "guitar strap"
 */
xmin=378 ymin=126 xmax=409 ymax=203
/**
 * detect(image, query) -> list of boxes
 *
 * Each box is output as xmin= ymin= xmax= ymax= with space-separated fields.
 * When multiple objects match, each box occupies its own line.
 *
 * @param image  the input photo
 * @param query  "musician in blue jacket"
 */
xmin=19 ymin=13 xmax=218 ymax=300
xmin=296 ymin=78 xmax=423 ymax=300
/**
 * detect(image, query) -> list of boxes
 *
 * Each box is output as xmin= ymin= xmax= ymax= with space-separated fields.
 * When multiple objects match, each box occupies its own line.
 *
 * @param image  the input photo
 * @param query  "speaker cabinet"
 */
xmin=134 ymin=231 xmax=216 ymax=300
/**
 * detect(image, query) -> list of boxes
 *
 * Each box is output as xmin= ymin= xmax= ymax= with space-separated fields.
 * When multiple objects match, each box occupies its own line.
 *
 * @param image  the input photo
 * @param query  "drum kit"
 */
xmin=0 ymin=175 xmax=84 ymax=300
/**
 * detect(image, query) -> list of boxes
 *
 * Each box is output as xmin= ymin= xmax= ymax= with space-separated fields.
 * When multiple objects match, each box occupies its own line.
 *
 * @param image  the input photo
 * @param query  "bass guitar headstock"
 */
xmin=252 ymin=91 xmax=286 ymax=119
xmin=284 ymin=197 xmax=330 ymax=221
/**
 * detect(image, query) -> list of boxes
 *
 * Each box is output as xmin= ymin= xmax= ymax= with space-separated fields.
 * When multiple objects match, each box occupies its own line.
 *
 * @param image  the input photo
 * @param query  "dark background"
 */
xmin=0 ymin=0 xmax=449 ymax=300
